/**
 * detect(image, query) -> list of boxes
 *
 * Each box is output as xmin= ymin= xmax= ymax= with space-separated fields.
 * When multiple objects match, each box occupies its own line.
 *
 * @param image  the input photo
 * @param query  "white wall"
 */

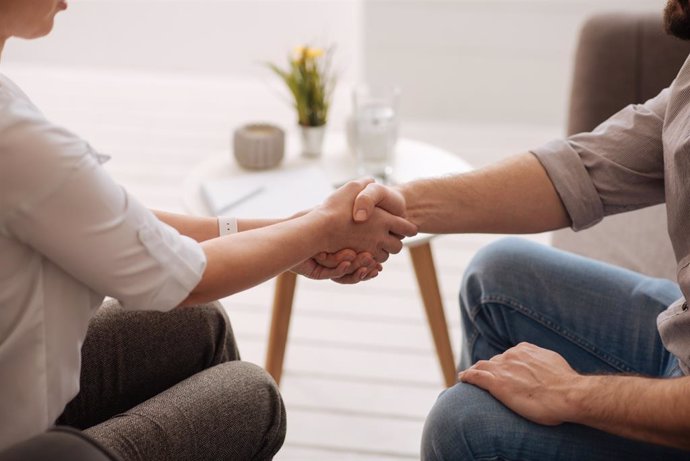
xmin=2 ymin=0 xmax=670 ymax=146
xmin=3 ymin=0 xmax=364 ymax=81
xmin=363 ymin=0 xmax=662 ymax=126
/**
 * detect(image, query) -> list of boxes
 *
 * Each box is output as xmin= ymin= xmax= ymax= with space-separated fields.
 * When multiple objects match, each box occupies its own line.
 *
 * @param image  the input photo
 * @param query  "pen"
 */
xmin=217 ymin=186 xmax=265 ymax=215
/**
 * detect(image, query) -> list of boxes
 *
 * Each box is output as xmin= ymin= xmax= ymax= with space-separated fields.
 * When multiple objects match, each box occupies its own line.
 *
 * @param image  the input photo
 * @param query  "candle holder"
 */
xmin=233 ymin=123 xmax=285 ymax=170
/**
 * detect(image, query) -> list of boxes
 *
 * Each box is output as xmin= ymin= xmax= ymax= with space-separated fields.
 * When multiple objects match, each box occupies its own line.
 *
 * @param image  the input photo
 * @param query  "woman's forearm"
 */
xmin=181 ymin=212 xmax=329 ymax=305
xmin=176 ymin=179 xmax=417 ymax=306
xmin=153 ymin=210 xmax=291 ymax=242
xmin=153 ymin=210 xmax=219 ymax=242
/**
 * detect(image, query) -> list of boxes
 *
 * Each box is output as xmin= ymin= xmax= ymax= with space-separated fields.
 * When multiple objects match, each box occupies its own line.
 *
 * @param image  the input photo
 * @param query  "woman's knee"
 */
xmin=183 ymin=361 xmax=286 ymax=460
xmin=86 ymin=361 xmax=286 ymax=461
xmin=187 ymin=301 xmax=241 ymax=362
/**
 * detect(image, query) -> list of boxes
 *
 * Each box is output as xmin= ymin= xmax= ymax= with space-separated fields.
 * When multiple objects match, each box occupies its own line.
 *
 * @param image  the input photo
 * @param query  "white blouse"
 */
xmin=0 ymin=74 xmax=207 ymax=450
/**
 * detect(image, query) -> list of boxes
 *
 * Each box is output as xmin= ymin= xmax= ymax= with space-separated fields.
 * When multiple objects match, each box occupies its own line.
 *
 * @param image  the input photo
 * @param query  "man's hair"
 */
xmin=665 ymin=0 xmax=690 ymax=40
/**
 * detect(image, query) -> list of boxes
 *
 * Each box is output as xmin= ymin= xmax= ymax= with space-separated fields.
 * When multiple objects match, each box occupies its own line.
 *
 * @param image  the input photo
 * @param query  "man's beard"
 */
xmin=665 ymin=0 xmax=690 ymax=40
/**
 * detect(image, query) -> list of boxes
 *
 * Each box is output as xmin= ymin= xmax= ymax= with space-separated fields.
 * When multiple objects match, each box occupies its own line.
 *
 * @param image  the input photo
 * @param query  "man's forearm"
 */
xmin=567 ymin=375 xmax=690 ymax=450
xmin=398 ymin=152 xmax=571 ymax=234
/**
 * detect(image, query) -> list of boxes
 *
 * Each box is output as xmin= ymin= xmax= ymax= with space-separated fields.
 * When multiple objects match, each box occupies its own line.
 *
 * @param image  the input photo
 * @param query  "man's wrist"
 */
xmin=396 ymin=183 xmax=419 ymax=226
xmin=562 ymin=374 xmax=594 ymax=424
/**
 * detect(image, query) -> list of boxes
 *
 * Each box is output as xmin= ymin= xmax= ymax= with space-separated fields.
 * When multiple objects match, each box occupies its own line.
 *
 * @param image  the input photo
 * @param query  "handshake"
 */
xmin=293 ymin=178 xmax=418 ymax=284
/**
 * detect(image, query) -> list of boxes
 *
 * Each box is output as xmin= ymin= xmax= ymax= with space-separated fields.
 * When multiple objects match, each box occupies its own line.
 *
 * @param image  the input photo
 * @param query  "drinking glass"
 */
xmin=351 ymin=84 xmax=401 ymax=182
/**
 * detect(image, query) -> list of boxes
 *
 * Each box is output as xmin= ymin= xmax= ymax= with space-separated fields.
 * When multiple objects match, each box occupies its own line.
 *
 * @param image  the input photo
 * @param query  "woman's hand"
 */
xmin=311 ymin=179 xmax=418 ymax=262
xmin=292 ymin=249 xmax=381 ymax=283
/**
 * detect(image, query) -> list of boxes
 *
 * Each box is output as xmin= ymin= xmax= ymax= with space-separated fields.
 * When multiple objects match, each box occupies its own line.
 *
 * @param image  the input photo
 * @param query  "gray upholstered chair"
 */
xmin=551 ymin=12 xmax=690 ymax=280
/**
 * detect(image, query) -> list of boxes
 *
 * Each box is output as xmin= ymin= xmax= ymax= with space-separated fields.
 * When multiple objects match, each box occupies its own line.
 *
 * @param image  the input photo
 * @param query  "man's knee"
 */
xmin=421 ymin=383 xmax=517 ymax=461
xmin=461 ymin=237 xmax=540 ymax=309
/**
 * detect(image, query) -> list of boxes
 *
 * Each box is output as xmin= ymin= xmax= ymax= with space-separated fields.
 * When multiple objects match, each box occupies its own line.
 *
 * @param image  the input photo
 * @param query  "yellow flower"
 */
xmin=292 ymin=45 xmax=324 ymax=61
xmin=305 ymin=47 xmax=324 ymax=59
xmin=269 ymin=44 xmax=336 ymax=127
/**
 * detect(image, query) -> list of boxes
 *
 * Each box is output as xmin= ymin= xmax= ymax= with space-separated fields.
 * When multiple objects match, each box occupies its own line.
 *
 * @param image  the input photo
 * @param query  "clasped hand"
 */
xmin=292 ymin=179 xmax=416 ymax=284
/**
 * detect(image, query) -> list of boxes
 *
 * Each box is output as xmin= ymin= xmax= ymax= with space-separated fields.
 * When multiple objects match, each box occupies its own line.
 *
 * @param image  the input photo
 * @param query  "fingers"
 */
xmin=388 ymin=215 xmax=418 ymax=238
xmin=353 ymin=183 xmax=406 ymax=222
xmin=381 ymin=235 xmax=404 ymax=255
xmin=328 ymin=260 xmax=354 ymax=279
xmin=366 ymin=208 xmax=417 ymax=239
xmin=374 ymin=249 xmax=390 ymax=263
xmin=342 ymin=177 xmax=376 ymax=197
xmin=332 ymin=256 xmax=380 ymax=283
xmin=316 ymin=251 xmax=380 ymax=284
xmin=457 ymin=368 xmax=495 ymax=390
xmin=314 ymin=249 xmax=357 ymax=268
xmin=350 ymin=251 xmax=377 ymax=271
xmin=309 ymin=260 xmax=352 ymax=280
xmin=332 ymin=266 xmax=379 ymax=285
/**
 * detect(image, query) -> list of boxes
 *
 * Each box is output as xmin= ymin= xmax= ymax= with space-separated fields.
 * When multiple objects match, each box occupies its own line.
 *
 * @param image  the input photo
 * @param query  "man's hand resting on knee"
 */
xmin=458 ymin=342 xmax=578 ymax=426
xmin=458 ymin=342 xmax=690 ymax=451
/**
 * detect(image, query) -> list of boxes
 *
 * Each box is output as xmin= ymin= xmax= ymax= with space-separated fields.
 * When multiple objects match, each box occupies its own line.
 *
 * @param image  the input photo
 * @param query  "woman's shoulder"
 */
xmin=0 ymin=73 xmax=31 ymax=100
xmin=0 ymin=76 xmax=93 ymax=218
xmin=0 ymin=74 xmax=91 ymax=163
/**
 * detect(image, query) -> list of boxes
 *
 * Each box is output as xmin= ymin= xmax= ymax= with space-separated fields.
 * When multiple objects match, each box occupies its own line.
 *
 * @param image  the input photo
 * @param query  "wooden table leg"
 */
xmin=265 ymin=271 xmax=298 ymax=386
xmin=409 ymin=243 xmax=457 ymax=388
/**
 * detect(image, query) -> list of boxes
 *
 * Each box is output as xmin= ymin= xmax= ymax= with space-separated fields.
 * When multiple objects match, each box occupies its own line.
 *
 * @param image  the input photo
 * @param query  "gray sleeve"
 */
xmin=531 ymin=88 xmax=668 ymax=231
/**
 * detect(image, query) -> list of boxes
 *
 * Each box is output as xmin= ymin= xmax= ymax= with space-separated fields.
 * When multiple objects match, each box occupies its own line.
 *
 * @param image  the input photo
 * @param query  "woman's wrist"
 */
xmin=301 ymin=207 xmax=335 ymax=252
xmin=217 ymin=216 xmax=238 ymax=236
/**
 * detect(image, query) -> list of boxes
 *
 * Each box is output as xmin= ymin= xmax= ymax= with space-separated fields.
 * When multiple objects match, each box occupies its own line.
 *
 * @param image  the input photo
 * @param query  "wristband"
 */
xmin=218 ymin=216 xmax=238 ymax=236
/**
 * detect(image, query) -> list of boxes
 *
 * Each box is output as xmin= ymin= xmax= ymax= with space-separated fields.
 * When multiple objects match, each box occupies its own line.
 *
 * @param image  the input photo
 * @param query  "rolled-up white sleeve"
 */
xmin=5 ymin=154 xmax=206 ymax=310
xmin=0 ymin=100 xmax=206 ymax=311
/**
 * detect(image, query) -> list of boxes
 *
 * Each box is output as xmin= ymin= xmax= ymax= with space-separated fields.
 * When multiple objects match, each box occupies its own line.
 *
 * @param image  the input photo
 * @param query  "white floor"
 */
xmin=5 ymin=65 xmax=558 ymax=460
xmin=231 ymin=231 xmax=548 ymax=460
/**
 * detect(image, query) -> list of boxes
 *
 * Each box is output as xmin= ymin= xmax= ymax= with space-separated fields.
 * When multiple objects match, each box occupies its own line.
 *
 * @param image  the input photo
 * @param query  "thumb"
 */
xmin=353 ymin=183 xmax=405 ymax=222
xmin=353 ymin=183 xmax=378 ymax=222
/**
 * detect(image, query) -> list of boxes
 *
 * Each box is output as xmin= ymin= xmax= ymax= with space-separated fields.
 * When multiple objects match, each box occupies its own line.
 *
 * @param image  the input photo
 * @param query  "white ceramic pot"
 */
xmin=300 ymin=124 xmax=326 ymax=158
xmin=233 ymin=123 xmax=285 ymax=170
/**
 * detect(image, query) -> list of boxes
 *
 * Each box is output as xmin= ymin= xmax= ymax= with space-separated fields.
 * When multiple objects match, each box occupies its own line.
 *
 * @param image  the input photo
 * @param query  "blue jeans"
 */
xmin=421 ymin=237 xmax=690 ymax=461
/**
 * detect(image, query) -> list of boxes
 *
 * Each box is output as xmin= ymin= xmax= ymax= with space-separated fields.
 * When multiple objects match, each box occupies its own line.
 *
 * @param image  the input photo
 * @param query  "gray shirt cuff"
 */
xmin=531 ymin=139 xmax=605 ymax=231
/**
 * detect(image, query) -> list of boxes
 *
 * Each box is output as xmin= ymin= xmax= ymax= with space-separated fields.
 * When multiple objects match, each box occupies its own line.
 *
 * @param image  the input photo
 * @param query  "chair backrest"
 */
xmin=551 ymin=12 xmax=690 ymax=281
xmin=567 ymin=12 xmax=690 ymax=135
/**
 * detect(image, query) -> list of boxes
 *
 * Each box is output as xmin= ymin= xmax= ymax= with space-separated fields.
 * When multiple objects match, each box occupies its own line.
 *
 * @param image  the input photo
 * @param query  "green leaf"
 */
xmin=265 ymin=44 xmax=337 ymax=126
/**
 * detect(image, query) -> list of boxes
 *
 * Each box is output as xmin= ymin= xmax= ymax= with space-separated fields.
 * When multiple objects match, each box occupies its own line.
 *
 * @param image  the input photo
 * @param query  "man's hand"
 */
xmin=458 ymin=342 xmax=581 ymax=426
xmin=351 ymin=181 xmax=408 ymax=223
xmin=292 ymin=249 xmax=381 ymax=283
xmin=312 ymin=179 xmax=417 ymax=262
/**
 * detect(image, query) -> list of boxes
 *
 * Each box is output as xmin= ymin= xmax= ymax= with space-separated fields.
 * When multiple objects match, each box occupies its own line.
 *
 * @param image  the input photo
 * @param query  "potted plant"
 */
xmin=268 ymin=45 xmax=336 ymax=157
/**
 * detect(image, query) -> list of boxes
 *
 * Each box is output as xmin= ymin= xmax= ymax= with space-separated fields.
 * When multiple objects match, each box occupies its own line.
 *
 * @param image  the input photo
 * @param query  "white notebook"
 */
xmin=201 ymin=165 xmax=335 ymax=219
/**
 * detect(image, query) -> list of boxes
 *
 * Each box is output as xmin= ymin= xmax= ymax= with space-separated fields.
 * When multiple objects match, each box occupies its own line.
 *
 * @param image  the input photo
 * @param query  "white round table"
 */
xmin=183 ymin=132 xmax=472 ymax=387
